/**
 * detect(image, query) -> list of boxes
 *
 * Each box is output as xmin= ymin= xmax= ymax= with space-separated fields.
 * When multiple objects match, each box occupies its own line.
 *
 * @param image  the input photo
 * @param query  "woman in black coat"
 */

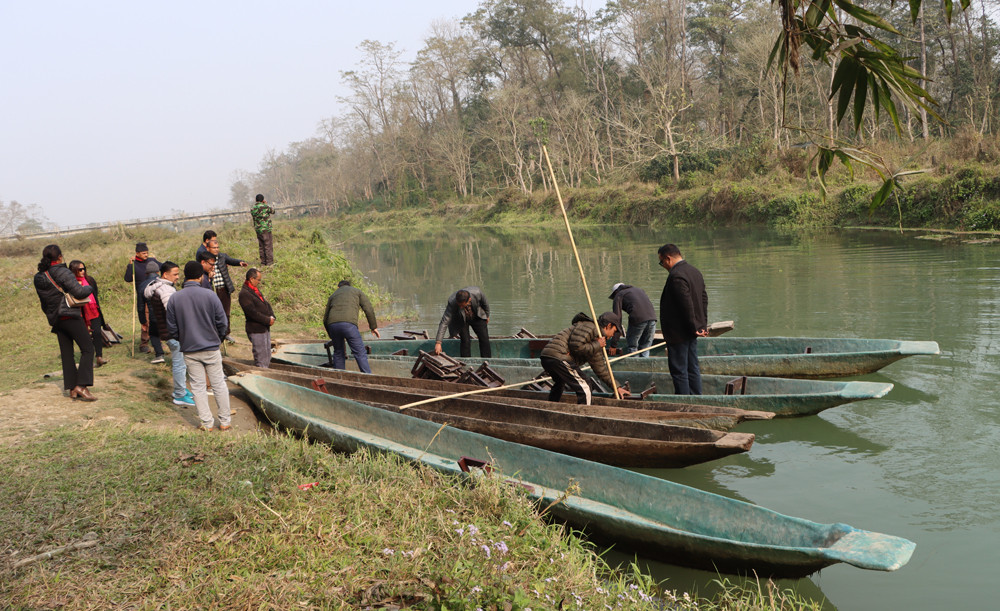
xmin=69 ymin=259 xmax=110 ymax=367
xmin=33 ymin=244 xmax=98 ymax=401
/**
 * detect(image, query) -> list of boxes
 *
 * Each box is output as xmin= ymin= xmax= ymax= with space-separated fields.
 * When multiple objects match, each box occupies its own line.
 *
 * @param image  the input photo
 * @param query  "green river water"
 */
xmin=340 ymin=225 xmax=997 ymax=610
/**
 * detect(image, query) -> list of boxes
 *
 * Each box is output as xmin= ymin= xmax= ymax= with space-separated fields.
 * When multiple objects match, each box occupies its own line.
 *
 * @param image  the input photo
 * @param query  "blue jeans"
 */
xmin=626 ymin=319 xmax=657 ymax=358
xmin=166 ymin=339 xmax=187 ymax=399
xmin=326 ymin=322 xmax=371 ymax=373
xmin=667 ymin=338 xmax=702 ymax=395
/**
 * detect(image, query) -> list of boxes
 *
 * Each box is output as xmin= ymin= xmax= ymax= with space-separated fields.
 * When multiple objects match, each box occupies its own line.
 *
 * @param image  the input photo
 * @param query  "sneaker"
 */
xmin=206 ymin=387 xmax=214 ymax=396
xmin=197 ymin=425 xmax=213 ymax=432
xmin=172 ymin=395 xmax=195 ymax=407
xmin=139 ymin=345 xmax=150 ymax=353
xmin=150 ymin=356 xmax=165 ymax=364
xmin=219 ymin=424 xmax=232 ymax=431
xmin=183 ymin=390 xmax=195 ymax=401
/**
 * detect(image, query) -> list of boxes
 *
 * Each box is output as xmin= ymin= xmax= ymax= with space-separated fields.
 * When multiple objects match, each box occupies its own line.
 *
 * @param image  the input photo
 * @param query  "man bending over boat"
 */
xmin=609 ymin=282 xmax=657 ymax=357
xmin=323 ymin=280 xmax=381 ymax=373
xmin=539 ymin=312 xmax=630 ymax=405
xmin=433 ymin=287 xmax=491 ymax=358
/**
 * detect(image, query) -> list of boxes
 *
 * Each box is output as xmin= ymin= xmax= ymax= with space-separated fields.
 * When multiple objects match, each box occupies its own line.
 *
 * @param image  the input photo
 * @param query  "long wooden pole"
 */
xmin=130 ymin=258 xmax=136 ymax=357
xmin=397 ymin=340 xmax=668 ymax=411
xmin=541 ymin=145 xmax=620 ymax=399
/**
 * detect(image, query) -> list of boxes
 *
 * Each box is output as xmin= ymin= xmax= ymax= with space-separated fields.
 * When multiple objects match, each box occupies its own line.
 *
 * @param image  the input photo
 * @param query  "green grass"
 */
xmin=0 ymin=424 xmax=823 ymax=609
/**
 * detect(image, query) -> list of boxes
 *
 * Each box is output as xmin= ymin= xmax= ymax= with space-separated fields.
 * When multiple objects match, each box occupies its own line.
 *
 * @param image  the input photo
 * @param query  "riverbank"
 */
xmin=327 ymin=152 xmax=1000 ymax=235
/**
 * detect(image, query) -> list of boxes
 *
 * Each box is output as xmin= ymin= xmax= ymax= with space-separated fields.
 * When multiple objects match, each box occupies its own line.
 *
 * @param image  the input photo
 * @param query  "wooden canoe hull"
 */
xmin=232 ymin=374 xmax=915 ymax=576
xmin=225 ymin=358 xmax=772 ymax=429
xmin=277 ymin=336 xmax=938 ymax=378
xmin=229 ymin=368 xmax=754 ymax=468
xmin=270 ymin=350 xmax=894 ymax=416
xmin=225 ymin=358 xmax=775 ymax=425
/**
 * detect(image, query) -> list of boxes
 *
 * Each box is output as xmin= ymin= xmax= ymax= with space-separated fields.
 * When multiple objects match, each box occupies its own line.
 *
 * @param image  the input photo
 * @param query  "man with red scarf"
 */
xmin=238 ymin=267 xmax=275 ymax=367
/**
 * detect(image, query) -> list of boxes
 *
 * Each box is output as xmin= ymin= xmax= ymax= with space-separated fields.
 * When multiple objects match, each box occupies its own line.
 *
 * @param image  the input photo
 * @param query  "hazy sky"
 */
xmin=0 ymin=0 xmax=484 ymax=227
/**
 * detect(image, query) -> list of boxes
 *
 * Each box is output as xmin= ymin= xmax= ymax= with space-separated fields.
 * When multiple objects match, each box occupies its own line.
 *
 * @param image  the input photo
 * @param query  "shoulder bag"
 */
xmin=45 ymin=271 xmax=89 ymax=308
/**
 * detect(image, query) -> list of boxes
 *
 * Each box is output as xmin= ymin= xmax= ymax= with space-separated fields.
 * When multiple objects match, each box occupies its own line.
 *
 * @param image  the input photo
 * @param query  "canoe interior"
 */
xmin=234 ymin=370 xmax=753 ymax=468
xmin=225 ymin=359 xmax=764 ymax=429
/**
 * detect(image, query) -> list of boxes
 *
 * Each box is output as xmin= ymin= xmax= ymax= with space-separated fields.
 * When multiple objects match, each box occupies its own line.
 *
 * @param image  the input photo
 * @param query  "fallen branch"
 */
xmin=14 ymin=532 xmax=99 ymax=569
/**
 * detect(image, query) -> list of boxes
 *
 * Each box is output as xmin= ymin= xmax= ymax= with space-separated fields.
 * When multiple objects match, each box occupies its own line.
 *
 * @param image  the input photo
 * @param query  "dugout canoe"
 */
xmin=269 ymin=350 xmax=894 ymax=416
xmin=230 ymin=369 xmax=754 ymax=468
xmin=276 ymin=336 xmax=938 ymax=378
xmin=232 ymin=374 xmax=915 ymax=576
xmin=225 ymin=358 xmax=773 ymax=429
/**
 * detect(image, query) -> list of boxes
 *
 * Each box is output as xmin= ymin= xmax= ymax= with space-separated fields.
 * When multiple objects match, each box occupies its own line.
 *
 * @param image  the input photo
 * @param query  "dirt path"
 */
xmin=0 ymin=342 xmax=264 ymax=445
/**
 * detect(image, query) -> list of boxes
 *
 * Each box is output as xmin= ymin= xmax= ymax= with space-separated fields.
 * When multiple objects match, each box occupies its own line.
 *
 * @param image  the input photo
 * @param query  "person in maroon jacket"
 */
xmin=238 ymin=268 xmax=275 ymax=367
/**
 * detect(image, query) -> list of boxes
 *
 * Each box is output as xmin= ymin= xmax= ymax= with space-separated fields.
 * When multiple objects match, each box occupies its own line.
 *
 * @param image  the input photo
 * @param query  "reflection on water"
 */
xmin=341 ymin=225 xmax=1000 ymax=610
xmin=601 ymin=549 xmax=839 ymax=610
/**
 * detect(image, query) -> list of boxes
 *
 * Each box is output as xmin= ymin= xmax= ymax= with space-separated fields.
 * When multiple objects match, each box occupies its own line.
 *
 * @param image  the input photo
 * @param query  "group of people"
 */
xmin=34 ymin=194 xmax=278 ymax=431
xmin=398 ymin=243 xmax=708 ymax=405
xmin=538 ymin=242 xmax=708 ymax=404
xmin=319 ymin=242 xmax=707 ymax=407
xmin=35 ymin=214 xmax=706 ymax=421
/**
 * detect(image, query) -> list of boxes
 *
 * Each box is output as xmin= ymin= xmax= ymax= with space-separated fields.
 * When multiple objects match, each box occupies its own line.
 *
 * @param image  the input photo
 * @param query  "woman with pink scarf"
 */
xmin=70 ymin=260 xmax=110 ymax=367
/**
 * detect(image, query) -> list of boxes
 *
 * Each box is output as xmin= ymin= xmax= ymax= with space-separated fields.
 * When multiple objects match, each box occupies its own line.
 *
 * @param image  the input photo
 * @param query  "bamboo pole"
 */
xmin=130 ymin=258 xmax=137 ymax=357
xmin=541 ymin=145 xmax=620 ymax=399
xmin=398 ymin=341 xmax=667 ymax=410
xmin=399 ymin=147 xmax=635 ymax=411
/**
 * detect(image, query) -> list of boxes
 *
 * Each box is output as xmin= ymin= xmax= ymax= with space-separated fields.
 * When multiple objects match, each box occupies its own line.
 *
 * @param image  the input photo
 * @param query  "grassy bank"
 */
xmin=0 ymin=423 xmax=823 ymax=609
xmin=322 ymin=137 xmax=1000 ymax=234
xmin=0 ymin=220 xmax=385 ymax=393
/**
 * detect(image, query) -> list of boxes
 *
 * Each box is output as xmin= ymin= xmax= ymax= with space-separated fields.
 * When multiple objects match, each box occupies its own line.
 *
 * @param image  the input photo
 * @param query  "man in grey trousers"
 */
xmin=166 ymin=261 xmax=233 ymax=431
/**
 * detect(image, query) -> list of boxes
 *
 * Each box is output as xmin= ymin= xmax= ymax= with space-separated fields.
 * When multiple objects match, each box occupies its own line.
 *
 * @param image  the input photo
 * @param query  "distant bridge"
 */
xmin=0 ymin=203 xmax=327 ymax=241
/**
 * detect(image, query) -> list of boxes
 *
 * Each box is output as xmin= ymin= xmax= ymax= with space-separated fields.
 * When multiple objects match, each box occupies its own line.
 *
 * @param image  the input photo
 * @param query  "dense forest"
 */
xmin=231 ymin=0 xmax=1000 ymax=223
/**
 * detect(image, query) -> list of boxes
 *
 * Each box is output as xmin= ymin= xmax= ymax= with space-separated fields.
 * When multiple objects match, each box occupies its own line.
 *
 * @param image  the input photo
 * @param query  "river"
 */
xmin=340 ymin=225 xmax=998 ymax=610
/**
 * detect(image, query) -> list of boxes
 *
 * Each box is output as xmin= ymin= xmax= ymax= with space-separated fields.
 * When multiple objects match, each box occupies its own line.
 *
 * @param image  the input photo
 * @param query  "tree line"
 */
xmin=230 ymin=0 xmax=995 ymax=211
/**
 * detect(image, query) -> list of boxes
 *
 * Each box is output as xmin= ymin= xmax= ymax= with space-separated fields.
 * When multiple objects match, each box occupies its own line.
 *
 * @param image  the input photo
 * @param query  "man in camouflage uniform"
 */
xmin=251 ymin=194 xmax=275 ymax=265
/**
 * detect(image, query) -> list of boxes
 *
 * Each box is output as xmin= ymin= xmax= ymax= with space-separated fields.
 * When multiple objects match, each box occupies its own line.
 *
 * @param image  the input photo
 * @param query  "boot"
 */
xmin=70 ymin=386 xmax=97 ymax=401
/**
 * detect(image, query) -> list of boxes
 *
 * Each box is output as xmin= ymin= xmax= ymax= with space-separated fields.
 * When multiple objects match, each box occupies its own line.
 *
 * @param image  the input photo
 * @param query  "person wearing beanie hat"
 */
xmin=139 ymin=260 xmax=166 ymax=362
xmin=124 ymin=242 xmax=161 ymax=353
xmin=251 ymin=194 xmax=275 ymax=265
xmin=609 ymin=282 xmax=658 ymax=358
xmin=167 ymin=260 xmax=232 ymax=431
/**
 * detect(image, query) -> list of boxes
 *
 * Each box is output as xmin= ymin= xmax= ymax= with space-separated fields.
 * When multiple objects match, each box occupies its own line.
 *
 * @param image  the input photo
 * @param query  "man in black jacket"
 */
xmin=205 ymin=238 xmax=247 ymax=344
xmin=238 ymin=268 xmax=276 ymax=368
xmin=433 ymin=286 xmax=491 ymax=358
xmin=124 ymin=242 xmax=160 ymax=353
xmin=658 ymin=243 xmax=709 ymax=395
